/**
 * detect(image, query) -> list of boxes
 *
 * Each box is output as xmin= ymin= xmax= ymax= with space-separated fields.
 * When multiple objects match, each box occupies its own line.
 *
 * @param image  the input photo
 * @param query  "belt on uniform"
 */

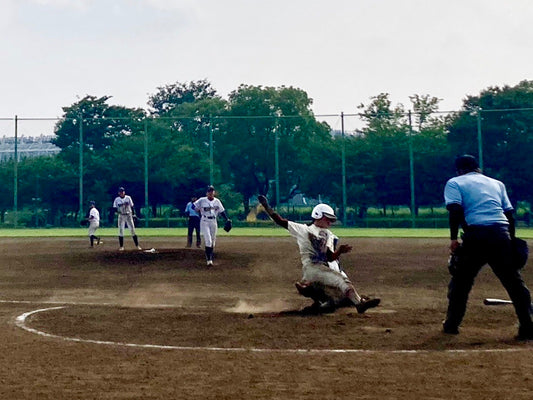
xmin=203 ymin=216 xmax=216 ymax=219
xmin=466 ymin=224 xmax=508 ymax=231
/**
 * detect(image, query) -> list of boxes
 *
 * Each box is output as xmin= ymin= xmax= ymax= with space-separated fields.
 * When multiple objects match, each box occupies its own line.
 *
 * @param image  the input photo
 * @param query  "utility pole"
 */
xmin=341 ymin=112 xmax=347 ymax=225
xmin=78 ymin=114 xmax=83 ymax=219
xmin=408 ymin=111 xmax=416 ymax=228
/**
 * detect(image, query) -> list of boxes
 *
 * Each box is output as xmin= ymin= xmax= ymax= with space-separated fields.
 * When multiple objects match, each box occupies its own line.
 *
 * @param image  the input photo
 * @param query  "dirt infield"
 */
xmin=1 ymin=236 xmax=532 ymax=399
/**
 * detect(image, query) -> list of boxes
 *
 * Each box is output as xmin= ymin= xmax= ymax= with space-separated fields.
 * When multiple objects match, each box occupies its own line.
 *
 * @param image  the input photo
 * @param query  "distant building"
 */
xmin=0 ymin=136 xmax=60 ymax=161
xmin=330 ymin=129 xmax=362 ymax=137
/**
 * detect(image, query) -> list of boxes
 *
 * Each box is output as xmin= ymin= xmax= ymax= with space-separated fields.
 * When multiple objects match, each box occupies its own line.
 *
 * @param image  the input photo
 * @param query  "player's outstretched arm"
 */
xmin=258 ymin=195 xmax=289 ymax=229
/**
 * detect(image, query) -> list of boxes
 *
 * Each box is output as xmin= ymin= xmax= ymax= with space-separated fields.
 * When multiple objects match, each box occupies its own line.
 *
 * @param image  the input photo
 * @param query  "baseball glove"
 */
xmin=223 ymin=219 xmax=232 ymax=232
xmin=448 ymin=245 xmax=464 ymax=276
xmin=80 ymin=219 xmax=89 ymax=227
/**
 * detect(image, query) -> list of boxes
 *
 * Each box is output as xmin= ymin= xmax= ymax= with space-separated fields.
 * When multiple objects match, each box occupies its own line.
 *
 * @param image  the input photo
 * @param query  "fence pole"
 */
xmin=477 ymin=108 xmax=484 ymax=170
xmin=144 ymin=118 xmax=149 ymax=227
xmin=341 ymin=112 xmax=347 ymax=225
xmin=275 ymin=125 xmax=280 ymax=209
xmin=14 ymin=115 xmax=18 ymax=228
xmin=78 ymin=114 xmax=84 ymax=219
xmin=209 ymin=117 xmax=214 ymax=185
xmin=408 ymin=111 xmax=416 ymax=228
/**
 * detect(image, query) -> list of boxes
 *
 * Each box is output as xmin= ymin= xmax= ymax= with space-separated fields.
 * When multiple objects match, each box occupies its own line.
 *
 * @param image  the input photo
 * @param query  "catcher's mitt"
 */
xmin=80 ymin=219 xmax=89 ymax=227
xmin=448 ymin=245 xmax=464 ymax=276
xmin=223 ymin=219 xmax=232 ymax=232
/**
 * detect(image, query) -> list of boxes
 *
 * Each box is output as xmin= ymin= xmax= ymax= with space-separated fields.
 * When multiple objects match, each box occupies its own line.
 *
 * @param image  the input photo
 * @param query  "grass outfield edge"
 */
xmin=0 ymin=227 xmax=533 ymax=238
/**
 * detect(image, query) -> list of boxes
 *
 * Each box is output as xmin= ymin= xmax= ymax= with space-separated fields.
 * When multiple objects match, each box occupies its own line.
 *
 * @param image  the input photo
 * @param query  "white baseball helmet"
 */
xmin=311 ymin=204 xmax=337 ymax=221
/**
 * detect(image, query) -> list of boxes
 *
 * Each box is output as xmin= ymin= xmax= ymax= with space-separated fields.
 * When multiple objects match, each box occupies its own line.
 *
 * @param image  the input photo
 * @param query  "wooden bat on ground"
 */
xmin=483 ymin=298 xmax=513 ymax=306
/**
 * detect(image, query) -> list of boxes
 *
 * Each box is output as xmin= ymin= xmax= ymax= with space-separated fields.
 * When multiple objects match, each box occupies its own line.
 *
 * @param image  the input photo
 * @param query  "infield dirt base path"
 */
xmin=0 ymin=236 xmax=532 ymax=399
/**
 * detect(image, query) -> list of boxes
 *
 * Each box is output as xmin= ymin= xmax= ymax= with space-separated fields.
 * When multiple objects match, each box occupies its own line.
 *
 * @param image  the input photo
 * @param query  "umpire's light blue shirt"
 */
xmin=185 ymin=202 xmax=200 ymax=217
xmin=444 ymin=172 xmax=513 ymax=226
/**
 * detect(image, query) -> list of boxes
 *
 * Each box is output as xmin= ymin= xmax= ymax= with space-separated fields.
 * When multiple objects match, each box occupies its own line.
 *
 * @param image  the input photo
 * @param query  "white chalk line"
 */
xmin=0 ymin=299 xmax=195 ymax=308
xmin=7 ymin=300 xmax=533 ymax=355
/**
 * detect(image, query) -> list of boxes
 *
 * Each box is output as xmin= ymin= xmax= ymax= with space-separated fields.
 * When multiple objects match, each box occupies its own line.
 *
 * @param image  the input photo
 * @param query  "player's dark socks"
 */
xmin=133 ymin=235 xmax=139 ymax=246
xmin=119 ymin=236 xmax=124 ymax=247
xmin=90 ymin=235 xmax=95 ymax=246
xmin=205 ymin=246 xmax=213 ymax=260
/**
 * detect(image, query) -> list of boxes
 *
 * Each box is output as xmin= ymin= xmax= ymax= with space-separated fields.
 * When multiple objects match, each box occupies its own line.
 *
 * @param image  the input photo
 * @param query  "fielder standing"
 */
xmin=87 ymin=201 xmax=102 ymax=248
xmin=443 ymin=154 xmax=533 ymax=340
xmin=258 ymin=195 xmax=380 ymax=314
xmin=193 ymin=186 xmax=231 ymax=266
xmin=113 ymin=187 xmax=141 ymax=251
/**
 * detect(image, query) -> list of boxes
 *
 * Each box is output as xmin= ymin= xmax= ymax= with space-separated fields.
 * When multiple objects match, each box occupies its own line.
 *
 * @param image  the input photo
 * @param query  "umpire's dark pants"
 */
xmin=446 ymin=225 xmax=533 ymax=331
xmin=187 ymin=216 xmax=201 ymax=246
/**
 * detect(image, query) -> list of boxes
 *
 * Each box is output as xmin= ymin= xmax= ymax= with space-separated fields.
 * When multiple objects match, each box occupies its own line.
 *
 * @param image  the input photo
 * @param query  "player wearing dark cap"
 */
xmin=192 ymin=186 xmax=231 ymax=266
xmin=112 ymin=187 xmax=141 ymax=251
xmin=443 ymin=154 xmax=533 ymax=340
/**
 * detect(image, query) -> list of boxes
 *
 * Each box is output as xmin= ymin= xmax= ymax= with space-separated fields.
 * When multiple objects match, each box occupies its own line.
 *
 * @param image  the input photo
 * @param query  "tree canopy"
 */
xmin=2 ymin=79 xmax=533 ymax=226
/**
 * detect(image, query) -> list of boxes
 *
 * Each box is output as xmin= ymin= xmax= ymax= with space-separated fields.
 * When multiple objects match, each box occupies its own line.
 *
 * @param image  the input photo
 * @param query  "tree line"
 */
xmin=1 ymin=79 xmax=533 ymax=226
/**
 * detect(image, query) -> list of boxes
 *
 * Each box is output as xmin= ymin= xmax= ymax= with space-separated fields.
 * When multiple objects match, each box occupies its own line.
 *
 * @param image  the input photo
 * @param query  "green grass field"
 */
xmin=1 ymin=226 xmax=533 ymax=238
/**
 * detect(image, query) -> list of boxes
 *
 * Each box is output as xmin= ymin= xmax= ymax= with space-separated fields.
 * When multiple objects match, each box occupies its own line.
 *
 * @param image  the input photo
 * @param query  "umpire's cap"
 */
xmin=311 ymin=204 xmax=337 ymax=221
xmin=455 ymin=154 xmax=479 ymax=173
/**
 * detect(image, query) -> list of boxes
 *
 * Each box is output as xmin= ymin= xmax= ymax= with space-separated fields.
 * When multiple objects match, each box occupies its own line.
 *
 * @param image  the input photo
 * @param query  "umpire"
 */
xmin=184 ymin=196 xmax=201 ymax=248
xmin=443 ymin=154 xmax=533 ymax=340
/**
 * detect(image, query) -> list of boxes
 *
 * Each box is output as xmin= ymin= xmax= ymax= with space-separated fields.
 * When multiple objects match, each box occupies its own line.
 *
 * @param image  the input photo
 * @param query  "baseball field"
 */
xmin=1 ymin=230 xmax=532 ymax=399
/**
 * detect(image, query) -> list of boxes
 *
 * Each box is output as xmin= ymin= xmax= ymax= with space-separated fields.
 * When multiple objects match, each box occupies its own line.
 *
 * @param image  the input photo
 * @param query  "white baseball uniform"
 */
xmin=88 ymin=207 xmax=100 ymax=237
xmin=193 ymin=196 xmax=225 ymax=248
xmin=113 ymin=194 xmax=136 ymax=237
xmin=287 ymin=221 xmax=352 ymax=294
xmin=328 ymin=234 xmax=348 ymax=279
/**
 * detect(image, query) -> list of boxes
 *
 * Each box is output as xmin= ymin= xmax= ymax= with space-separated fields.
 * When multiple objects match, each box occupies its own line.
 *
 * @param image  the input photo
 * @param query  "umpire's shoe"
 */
xmin=516 ymin=325 xmax=533 ymax=341
xmin=355 ymin=297 xmax=381 ymax=314
xmin=442 ymin=321 xmax=459 ymax=335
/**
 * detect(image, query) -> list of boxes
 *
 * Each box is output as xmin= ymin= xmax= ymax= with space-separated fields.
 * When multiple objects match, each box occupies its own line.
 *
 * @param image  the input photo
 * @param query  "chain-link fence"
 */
xmin=1 ymin=108 xmax=532 ymax=228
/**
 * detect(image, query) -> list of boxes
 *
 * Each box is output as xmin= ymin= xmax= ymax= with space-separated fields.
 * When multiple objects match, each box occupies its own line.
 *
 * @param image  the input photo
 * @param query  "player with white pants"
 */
xmin=258 ymin=195 xmax=380 ymax=314
xmin=193 ymin=186 xmax=230 ymax=266
xmin=113 ymin=187 xmax=141 ymax=251
xmin=87 ymin=201 xmax=102 ymax=247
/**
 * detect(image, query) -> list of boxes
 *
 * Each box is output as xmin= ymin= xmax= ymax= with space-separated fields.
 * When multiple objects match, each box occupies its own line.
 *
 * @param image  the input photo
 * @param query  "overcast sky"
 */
xmin=2 ymin=0 xmax=532 ymax=136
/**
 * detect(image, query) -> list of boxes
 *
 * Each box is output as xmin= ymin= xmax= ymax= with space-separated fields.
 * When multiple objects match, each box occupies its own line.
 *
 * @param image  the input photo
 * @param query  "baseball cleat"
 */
xmin=137 ymin=246 xmax=142 ymax=250
xmin=294 ymin=281 xmax=315 ymax=298
xmin=442 ymin=321 xmax=459 ymax=335
xmin=516 ymin=326 xmax=533 ymax=341
xmin=355 ymin=297 xmax=381 ymax=314
xmin=118 ymin=247 xmax=125 ymax=251
xmin=206 ymin=260 xmax=213 ymax=266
